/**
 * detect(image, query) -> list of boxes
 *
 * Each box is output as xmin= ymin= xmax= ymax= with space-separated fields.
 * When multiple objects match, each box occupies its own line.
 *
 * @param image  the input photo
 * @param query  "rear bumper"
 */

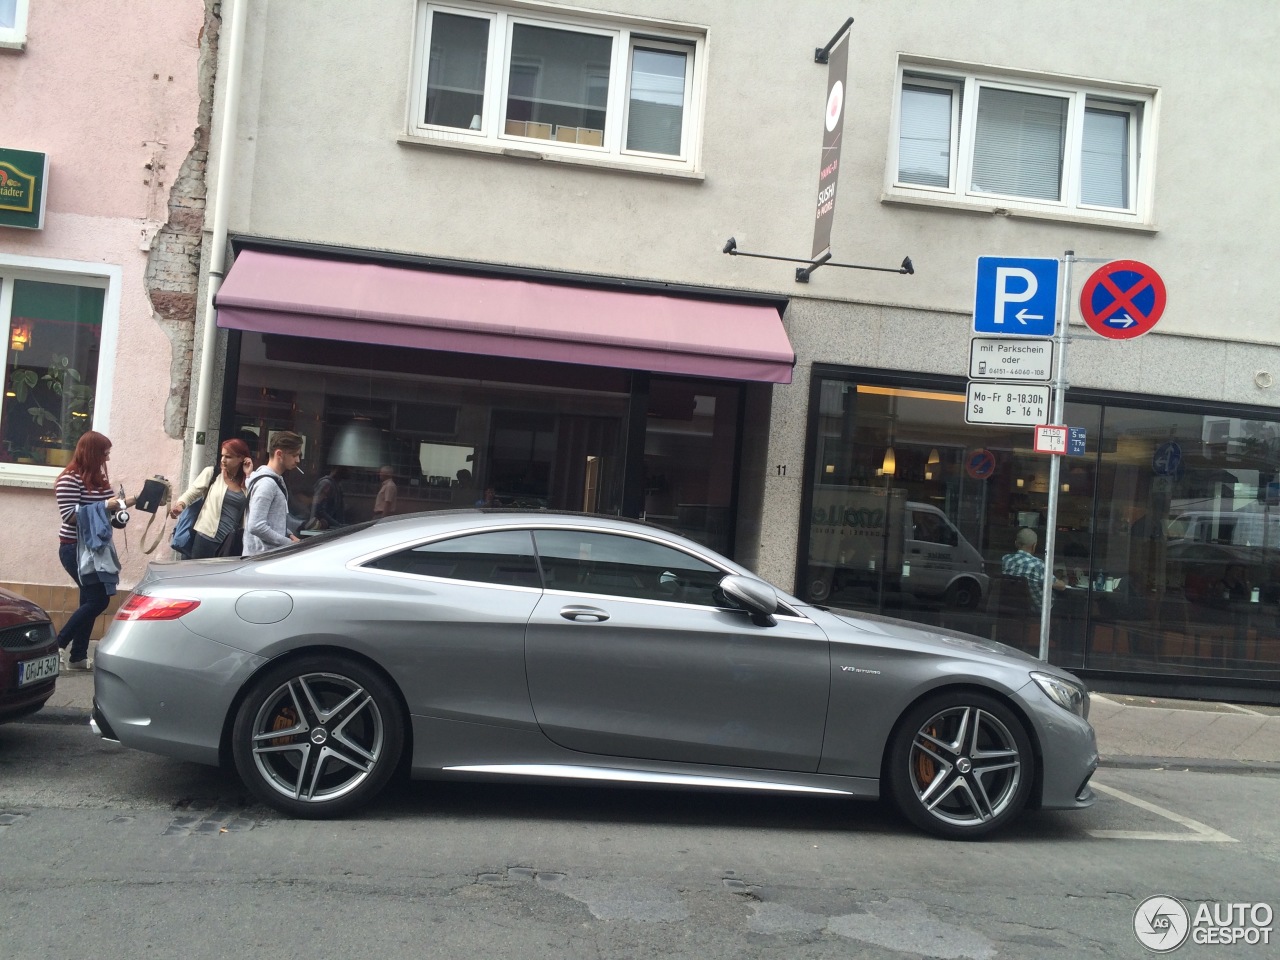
xmin=94 ymin=620 xmax=266 ymax=766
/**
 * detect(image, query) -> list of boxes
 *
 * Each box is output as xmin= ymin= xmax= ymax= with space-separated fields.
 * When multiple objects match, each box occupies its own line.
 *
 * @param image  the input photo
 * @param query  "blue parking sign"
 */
xmin=974 ymin=257 xmax=1059 ymax=337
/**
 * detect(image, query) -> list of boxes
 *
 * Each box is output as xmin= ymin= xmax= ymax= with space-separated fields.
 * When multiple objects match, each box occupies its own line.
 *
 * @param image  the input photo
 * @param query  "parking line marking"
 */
xmin=1087 ymin=782 xmax=1237 ymax=842
xmin=1219 ymin=702 xmax=1266 ymax=717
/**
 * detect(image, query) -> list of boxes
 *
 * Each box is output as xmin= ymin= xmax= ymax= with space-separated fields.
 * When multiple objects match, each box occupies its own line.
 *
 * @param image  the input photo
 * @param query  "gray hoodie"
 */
xmin=242 ymin=465 xmax=291 ymax=556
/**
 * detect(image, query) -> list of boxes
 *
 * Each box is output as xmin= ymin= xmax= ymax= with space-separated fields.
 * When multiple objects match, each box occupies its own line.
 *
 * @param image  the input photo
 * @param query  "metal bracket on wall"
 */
xmin=722 ymin=238 xmax=914 ymax=284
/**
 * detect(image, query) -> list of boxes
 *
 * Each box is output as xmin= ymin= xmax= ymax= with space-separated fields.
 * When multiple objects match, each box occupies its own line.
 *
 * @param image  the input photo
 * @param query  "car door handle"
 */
xmin=560 ymin=605 xmax=609 ymax=623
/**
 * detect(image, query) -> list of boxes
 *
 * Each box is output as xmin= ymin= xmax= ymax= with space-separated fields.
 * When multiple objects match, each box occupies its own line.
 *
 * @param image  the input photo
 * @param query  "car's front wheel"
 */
xmin=886 ymin=690 xmax=1033 ymax=839
xmin=231 ymin=655 xmax=404 ymax=818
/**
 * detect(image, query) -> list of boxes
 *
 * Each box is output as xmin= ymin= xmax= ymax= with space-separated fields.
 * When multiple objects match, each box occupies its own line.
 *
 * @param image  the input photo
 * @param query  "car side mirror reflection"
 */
xmin=719 ymin=574 xmax=778 ymax=627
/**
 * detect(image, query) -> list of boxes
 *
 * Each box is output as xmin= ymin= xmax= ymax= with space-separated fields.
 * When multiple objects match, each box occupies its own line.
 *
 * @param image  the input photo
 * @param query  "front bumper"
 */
xmin=1015 ymin=680 xmax=1099 ymax=810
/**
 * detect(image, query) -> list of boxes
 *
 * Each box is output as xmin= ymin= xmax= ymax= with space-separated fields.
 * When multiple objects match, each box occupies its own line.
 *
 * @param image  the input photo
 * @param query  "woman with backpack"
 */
xmin=168 ymin=438 xmax=253 ymax=559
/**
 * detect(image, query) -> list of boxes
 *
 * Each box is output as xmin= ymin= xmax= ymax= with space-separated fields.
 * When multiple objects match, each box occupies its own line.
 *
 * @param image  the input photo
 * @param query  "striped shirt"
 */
xmin=55 ymin=473 xmax=114 ymax=543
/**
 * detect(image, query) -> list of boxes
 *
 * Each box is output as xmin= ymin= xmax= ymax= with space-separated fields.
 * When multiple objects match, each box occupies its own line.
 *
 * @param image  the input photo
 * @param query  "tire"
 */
xmin=808 ymin=577 xmax=831 ymax=602
xmin=945 ymin=578 xmax=982 ymax=610
xmin=231 ymin=654 xmax=405 ymax=818
xmin=886 ymin=690 xmax=1034 ymax=839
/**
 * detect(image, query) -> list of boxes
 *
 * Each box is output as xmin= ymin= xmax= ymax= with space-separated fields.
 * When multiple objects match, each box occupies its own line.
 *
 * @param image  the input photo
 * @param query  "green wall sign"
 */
xmin=0 ymin=148 xmax=49 ymax=230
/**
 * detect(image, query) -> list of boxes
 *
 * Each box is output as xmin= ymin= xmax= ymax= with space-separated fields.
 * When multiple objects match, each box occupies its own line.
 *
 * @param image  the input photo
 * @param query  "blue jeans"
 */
xmin=57 ymin=541 xmax=109 ymax=663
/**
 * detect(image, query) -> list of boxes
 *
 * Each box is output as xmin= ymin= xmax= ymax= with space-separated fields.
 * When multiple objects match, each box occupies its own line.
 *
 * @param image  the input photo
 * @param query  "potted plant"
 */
xmin=11 ymin=354 xmax=94 ymax=465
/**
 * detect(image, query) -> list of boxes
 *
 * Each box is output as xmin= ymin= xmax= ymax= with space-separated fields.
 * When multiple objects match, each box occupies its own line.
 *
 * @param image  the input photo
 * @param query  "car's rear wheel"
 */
xmin=886 ymin=690 xmax=1033 ymax=839
xmin=231 ymin=655 xmax=404 ymax=818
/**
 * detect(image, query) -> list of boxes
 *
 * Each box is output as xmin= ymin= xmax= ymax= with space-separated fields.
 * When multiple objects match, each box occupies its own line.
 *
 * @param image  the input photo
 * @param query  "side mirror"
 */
xmin=719 ymin=574 xmax=778 ymax=627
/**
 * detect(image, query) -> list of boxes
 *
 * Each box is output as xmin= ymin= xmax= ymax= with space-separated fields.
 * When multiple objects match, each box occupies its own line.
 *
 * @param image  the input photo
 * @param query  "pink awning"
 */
xmin=215 ymin=250 xmax=794 ymax=383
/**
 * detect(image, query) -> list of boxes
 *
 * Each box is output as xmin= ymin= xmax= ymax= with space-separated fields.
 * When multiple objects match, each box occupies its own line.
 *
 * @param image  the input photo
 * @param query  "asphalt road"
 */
xmin=1 ymin=722 xmax=1278 ymax=960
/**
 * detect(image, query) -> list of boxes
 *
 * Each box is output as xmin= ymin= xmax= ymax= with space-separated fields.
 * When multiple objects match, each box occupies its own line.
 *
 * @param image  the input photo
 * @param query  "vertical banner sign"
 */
xmin=811 ymin=34 xmax=848 ymax=260
xmin=0 ymin=148 xmax=49 ymax=230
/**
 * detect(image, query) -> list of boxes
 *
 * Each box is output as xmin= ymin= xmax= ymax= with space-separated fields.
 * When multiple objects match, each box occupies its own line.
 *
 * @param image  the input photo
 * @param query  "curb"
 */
xmin=1098 ymin=755 xmax=1280 ymax=776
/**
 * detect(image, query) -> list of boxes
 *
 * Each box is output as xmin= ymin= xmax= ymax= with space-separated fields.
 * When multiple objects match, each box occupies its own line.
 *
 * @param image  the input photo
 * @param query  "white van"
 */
xmin=1167 ymin=510 xmax=1280 ymax=548
xmin=807 ymin=489 xmax=988 ymax=607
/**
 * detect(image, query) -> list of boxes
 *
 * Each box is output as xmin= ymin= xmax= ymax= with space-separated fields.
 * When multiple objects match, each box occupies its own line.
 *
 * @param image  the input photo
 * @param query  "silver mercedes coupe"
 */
xmin=92 ymin=511 xmax=1097 ymax=839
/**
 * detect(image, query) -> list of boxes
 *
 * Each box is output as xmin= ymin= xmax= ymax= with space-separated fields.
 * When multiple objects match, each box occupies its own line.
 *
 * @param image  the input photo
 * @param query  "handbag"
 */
xmin=138 ymin=476 xmax=173 ymax=555
xmin=170 ymin=496 xmax=204 ymax=559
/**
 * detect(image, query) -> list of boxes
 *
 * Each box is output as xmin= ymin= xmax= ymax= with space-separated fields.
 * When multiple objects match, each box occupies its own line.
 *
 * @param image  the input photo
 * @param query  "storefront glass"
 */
xmin=800 ymin=368 xmax=1280 ymax=687
xmin=227 ymin=334 xmax=743 ymax=555
xmin=0 ymin=277 xmax=103 ymax=467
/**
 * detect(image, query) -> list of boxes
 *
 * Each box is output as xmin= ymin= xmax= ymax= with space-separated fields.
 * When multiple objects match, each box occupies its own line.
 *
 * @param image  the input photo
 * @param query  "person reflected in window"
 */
xmin=308 ymin=465 xmax=348 ymax=529
xmin=373 ymin=465 xmax=398 ymax=519
xmin=1001 ymin=527 xmax=1066 ymax=611
xmin=476 ymin=485 xmax=501 ymax=508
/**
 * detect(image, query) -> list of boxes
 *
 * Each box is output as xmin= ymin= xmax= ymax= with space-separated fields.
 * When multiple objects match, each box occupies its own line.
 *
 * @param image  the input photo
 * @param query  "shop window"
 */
xmin=802 ymin=370 xmax=1280 ymax=686
xmin=0 ymin=271 xmax=107 ymax=472
xmin=890 ymin=59 xmax=1154 ymax=225
xmin=410 ymin=2 xmax=703 ymax=171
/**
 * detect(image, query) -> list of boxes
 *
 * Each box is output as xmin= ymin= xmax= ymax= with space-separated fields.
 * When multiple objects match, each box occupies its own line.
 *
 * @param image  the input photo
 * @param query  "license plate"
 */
xmin=18 ymin=653 xmax=59 ymax=687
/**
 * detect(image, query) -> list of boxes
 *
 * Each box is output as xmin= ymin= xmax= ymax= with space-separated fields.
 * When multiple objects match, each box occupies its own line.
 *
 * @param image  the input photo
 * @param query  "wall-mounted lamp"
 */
xmin=881 ymin=445 xmax=897 ymax=476
xmin=9 ymin=320 xmax=32 ymax=352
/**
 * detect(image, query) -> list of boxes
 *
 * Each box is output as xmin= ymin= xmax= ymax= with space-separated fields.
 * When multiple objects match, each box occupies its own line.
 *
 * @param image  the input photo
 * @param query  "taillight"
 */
xmin=115 ymin=594 xmax=201 ymax=621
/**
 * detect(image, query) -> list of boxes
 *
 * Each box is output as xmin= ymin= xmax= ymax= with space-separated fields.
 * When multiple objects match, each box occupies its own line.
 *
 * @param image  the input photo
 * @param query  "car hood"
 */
xmin=827 ymin=608 xmax=1048 ymax=667
xmin=0 ymin=587 xmax=50 ymax=627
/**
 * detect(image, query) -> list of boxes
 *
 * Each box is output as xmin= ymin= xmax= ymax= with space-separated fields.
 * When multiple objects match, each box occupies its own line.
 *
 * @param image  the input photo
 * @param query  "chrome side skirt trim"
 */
xmin=442 ymin=763 xmax=852 ymax=795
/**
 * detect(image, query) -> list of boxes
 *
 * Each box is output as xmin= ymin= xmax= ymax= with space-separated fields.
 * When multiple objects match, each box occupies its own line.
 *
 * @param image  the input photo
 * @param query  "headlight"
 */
xmin=1031 ymin=671 xmax=1089 ymax=719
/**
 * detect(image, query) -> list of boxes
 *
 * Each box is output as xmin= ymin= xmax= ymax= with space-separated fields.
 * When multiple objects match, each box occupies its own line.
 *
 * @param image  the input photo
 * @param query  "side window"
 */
xmin=534 ymin=530 xmax=723 ymax=606
xmin=365 ymin=529 xmax=540 ymax=588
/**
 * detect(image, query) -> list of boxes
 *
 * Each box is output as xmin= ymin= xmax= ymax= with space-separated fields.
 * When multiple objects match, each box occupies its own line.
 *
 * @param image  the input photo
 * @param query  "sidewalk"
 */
xmin=27 ymin=641 xmax=1280 ymax=773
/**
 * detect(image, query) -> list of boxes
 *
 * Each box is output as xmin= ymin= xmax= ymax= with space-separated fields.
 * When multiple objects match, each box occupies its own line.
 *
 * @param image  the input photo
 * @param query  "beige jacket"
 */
xmin=177 ymin=466 xmax=234 ymax=539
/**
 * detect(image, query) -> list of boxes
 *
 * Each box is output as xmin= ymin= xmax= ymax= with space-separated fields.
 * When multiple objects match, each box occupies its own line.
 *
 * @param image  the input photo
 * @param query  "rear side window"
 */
xmin=533 ymin=529 xmax=724 ymax=605
xmin=365 ymin=530 xmax=541 ymax=588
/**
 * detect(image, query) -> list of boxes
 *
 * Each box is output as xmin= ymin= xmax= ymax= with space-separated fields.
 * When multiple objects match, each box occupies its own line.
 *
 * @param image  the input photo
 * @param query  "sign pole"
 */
xmin=1038 ymin=251 xmax=1075 ymax=659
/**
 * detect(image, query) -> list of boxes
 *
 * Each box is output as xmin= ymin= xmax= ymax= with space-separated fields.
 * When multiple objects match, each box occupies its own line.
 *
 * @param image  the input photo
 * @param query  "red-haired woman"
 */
xmin=169 ymin=438 xmax=253 ymax=559
xmin=54 ymin=431 xmax=134 ymax=670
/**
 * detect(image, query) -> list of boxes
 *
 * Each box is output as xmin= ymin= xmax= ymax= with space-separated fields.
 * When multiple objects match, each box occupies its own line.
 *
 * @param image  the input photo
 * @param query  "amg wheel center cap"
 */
xmin=956 ymin=757 xmax=973 ymax=774
xmin=310 ymin=728 xmax=328 ymax=745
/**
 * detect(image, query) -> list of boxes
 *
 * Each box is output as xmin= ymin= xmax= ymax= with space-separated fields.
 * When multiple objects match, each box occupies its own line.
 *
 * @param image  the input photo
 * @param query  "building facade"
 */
xmin=30 ymin=0 xmax=1276 ymax=699
xmin=0 ymin=1 xmax=213 ymax=619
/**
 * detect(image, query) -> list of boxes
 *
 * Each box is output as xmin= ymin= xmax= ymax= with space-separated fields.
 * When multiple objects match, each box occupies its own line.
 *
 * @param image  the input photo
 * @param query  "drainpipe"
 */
xmin=187 ymin=0 xmax=249 ymax=483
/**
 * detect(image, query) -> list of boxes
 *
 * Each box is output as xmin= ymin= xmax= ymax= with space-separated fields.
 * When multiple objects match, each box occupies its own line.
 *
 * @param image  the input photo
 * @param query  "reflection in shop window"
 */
xmin=0 ymin=277 xmax=105 ymax=468
xmin=802 ymin=371 xmax=1280 ymax=686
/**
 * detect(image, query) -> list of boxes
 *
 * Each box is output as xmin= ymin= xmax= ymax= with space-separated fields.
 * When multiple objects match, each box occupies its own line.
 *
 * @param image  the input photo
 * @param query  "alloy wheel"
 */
xmin=906 ymin=704 xmax=1023 ymax=828
xmin=249 ymin=671 xmax=386 ymax=804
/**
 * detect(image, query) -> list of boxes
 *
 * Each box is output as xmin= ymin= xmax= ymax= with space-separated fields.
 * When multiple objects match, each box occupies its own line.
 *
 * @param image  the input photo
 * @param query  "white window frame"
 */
xmin=0 ymin=0 xmax=28 ymax=50
xmin=0 ymin=254 xmax=121 ymax=486
xmin=407 ymin=1 xmax=705 ymax=174
xmin=887 ymin=58 xmax=1158 ymax=227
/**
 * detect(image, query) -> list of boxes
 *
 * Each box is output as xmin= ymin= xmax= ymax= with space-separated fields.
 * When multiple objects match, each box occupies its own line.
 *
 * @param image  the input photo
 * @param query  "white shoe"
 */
xmin=66 ymin=659 xmax=93 ymax=672
xmin=59 ymin=648 xmax=68 ymax=667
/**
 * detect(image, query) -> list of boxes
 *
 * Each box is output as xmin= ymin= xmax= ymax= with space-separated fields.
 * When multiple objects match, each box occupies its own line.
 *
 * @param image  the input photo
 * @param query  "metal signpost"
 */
xmin=972 ymin=252 xmax=1166 ymax=659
